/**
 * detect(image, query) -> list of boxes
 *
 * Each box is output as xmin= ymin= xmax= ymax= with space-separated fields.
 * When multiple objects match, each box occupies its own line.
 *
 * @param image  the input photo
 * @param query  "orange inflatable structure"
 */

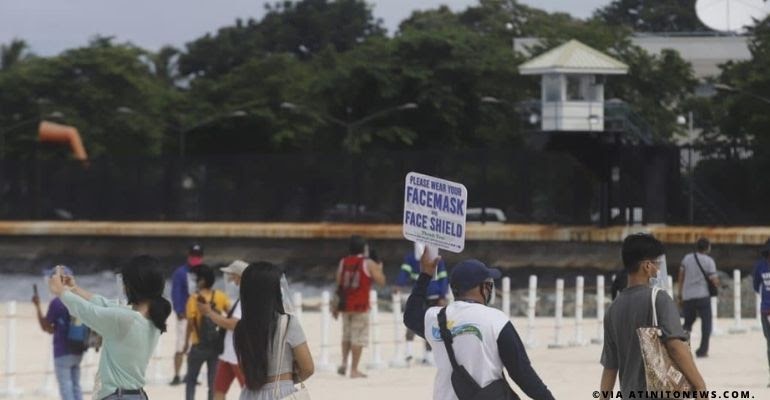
xmin=37 ymin=121 xmax=88 ymax=161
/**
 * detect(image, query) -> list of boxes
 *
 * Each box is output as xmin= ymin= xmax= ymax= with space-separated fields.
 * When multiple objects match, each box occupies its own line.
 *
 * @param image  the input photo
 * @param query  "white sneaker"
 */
xmin=421 ymin=352 xmax=435 ymax=366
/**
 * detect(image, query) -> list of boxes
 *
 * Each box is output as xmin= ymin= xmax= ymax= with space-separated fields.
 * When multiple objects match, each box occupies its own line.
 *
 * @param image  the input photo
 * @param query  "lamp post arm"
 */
xmin=351 ymin=105 xmax=413 ymax=128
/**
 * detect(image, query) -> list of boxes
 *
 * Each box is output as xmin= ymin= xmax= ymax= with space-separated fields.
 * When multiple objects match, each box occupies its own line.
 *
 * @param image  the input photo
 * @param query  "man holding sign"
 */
xmin=402 ymin=172 xmax=554 ymax=400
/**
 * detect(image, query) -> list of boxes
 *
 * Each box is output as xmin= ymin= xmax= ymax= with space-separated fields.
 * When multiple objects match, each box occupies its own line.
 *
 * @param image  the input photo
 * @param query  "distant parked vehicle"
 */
xmin=466 ymin=207 xmax=507 ymax=224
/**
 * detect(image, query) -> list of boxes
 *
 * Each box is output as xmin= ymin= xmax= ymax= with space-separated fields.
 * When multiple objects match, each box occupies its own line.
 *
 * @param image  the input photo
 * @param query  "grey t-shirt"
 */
xmin=601 ymin=285 xmax=688 ymax=397
xmin=268 ymin=314 xmax=307 ymax=376
xmin=680 ymin=252 xmax=717 ymax=300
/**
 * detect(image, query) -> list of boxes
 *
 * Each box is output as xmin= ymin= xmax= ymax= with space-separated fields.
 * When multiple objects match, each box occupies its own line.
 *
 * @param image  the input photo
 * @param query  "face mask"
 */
xmin=188 ymin=256 xmax=203 ymax=267
xmin=484 ymin=281 xmax=496 ymax=306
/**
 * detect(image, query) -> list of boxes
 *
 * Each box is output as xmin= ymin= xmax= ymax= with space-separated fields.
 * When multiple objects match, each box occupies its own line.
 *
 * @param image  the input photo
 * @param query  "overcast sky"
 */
xmin=0 ymin=0 xmax=612 ymax=56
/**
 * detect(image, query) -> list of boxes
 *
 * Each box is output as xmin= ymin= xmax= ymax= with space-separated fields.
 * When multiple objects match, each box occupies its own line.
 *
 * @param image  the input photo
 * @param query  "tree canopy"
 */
xmin=0 ymin=0 xmax=743 ymax=159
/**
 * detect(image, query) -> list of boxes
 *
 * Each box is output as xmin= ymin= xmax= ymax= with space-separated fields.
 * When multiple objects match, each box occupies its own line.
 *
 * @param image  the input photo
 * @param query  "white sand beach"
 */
xmin=1 ymin=303 xmax=769 ymax=399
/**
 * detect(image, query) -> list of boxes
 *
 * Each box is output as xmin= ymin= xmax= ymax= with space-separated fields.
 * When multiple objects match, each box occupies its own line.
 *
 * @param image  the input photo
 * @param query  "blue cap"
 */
xmin=43 ymin=265 xmax=74 ymax=277
xmin=450 ymin=259 xmax=501 ymax=291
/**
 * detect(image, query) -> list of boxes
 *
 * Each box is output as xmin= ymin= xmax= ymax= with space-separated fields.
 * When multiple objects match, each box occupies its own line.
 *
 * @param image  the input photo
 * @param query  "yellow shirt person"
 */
xmin=186 ymin=289 xmax=230 ymax=345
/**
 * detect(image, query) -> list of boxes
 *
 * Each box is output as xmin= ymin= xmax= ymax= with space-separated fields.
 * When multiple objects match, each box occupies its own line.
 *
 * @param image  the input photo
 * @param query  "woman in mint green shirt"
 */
xmin=49 ymin=256 xmax=172 ymax=400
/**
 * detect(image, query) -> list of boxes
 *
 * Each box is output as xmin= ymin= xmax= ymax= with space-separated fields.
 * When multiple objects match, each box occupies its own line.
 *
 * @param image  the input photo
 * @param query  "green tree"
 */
xmin=0 ymin=37 xmax=175 ymax=158
xmin=594 ymin=0 xmax=709 ymax=32
xmin=1 ymin=39 xmax=32 ymax=70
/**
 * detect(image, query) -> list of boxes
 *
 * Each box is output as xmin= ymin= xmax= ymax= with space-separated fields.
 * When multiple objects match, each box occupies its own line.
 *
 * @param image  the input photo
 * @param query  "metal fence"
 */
xmin=0 ymin=149 xmax=601 ymax=223
xmin=0 ymin=147 xmax=761 ymax=225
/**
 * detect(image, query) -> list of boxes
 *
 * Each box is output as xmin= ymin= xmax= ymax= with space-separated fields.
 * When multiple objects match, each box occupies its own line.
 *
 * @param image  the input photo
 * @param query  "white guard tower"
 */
xmin=519 ymin=40 xmax=628 ymax=132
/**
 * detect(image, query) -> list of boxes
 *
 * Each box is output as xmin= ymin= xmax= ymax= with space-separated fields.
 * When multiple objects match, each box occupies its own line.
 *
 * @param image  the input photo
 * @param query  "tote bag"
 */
xmin=637 ymin=287 xmax=692 ymax=391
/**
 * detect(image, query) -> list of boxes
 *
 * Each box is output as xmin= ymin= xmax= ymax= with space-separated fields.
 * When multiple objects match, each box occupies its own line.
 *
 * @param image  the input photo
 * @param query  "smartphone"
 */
xmin=33 ymin=284 xmax=38 ymax=297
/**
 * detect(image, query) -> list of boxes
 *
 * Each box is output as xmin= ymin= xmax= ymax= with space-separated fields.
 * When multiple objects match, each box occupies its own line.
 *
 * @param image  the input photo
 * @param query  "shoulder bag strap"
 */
xmin=437 ymin=307 xmax=461 ymax=370
xmin=227 ymin=299 xmax=240 ymax=319
xmin=692 ymin=253 xmax=711 ymax=284
xmin=651 ymin=287 xmax=660 ymax=327
xmin=272 ymin=314 xmax=291 ymax=398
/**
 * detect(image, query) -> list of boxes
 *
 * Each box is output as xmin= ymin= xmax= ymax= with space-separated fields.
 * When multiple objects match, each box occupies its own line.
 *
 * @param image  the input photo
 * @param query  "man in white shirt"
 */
xmin=404 ymin=251 xmax=554 ymax=400
xmin=198 ymin=259 xmax=247 ymax=400
xmin=677 ymin=238 xmax=720 ymax=358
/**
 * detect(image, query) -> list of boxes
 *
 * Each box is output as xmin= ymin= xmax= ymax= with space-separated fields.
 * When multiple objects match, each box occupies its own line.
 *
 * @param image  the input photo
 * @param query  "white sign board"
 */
xmin=403 ymin=172 xmax=468 ymax=253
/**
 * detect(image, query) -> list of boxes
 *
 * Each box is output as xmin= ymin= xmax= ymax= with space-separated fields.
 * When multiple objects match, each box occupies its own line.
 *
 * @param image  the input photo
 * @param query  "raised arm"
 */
xmin=58 ymin=291 xmax=127 ymax=339
xmin=32 ymin=296 xmax=55 ymax=334
xmin=367 ymin=259 xmax=386 ymax=287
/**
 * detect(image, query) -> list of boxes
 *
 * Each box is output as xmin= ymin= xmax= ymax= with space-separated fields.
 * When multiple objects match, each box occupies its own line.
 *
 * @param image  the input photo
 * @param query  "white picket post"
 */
xmin=0 ymin=301 xmax=23 ymax=398
xmin=366 ymin=290 xmax=385 ymax=369
xmin=316 ymin=291 xmax=334 ymax=372
xmin=388 ymin=292 xmax=408 ymax=368
xmin=501 ymin=277 xmax=511 ymax=318
xmin=591 ymin=275 xmax=605 ymax=345
xmin=35 ymin=344 xmax=57 ymax=397
xmin=525 ymin=275 xmax=537 ymax=348
xmin=292 ymin=292 xmax=303 ymax=323
xmin=711 ymin=296 xmax=722 ymax=336
xmin=570 ymin=276 xmax=586 ymax=346
xmin=729 ymin=269 xmax=747 ymax=334
xmin=548 ymin=279 xmax=566 ymax=349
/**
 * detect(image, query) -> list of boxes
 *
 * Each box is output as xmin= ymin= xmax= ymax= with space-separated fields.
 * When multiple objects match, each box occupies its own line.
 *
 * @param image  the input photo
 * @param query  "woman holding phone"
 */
xmin=48 ymin=256 xmax=172 ymax=400
xmin=234 ymin=262 xmax=314 ymax=399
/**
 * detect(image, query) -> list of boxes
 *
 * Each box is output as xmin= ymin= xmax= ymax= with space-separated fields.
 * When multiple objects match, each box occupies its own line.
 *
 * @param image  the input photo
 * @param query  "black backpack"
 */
xmin=196 ymin=291 xmax=223 ymax=353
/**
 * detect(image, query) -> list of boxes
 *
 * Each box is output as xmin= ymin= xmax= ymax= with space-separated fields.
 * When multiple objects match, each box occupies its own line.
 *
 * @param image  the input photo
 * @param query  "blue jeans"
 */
xmin=54 ymin=354 xmax=83 ymax=400
xmin=682 ymin=297 xmax=712 ymax=355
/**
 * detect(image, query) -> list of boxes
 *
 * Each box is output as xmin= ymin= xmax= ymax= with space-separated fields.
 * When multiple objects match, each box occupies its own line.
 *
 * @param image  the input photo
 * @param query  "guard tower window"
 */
xmin=543 ymin=75 xmax=561 ymax=102
xmin=566 ymin=75 xmax=602 ymax=102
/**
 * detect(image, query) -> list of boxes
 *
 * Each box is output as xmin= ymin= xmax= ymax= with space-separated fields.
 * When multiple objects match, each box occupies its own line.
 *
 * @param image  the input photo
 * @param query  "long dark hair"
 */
xmin=121 ymin=255 xmax=172 ymax=333
xmin=234 ymin=261 xmax=285 ymax=390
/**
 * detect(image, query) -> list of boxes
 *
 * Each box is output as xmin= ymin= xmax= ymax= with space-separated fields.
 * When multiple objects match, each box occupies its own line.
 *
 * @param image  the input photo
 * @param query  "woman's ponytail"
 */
xmin=149 ymin=296 xmax=172 ymax=333
xmin=122 ymin=255 xmax=172 ymax=333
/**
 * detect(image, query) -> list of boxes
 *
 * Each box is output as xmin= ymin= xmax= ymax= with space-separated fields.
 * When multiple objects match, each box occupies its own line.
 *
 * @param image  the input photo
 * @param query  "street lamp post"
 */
xmin=714 ymin=84 xmax=770 ymax=105
xmin=178 ymin=110 xmax=248 ymax=158
xmin=678 ymin=111 xmax=695 ymax=225
xmin=280 ymin=102 xmax=417 ymax=153
xmin=281 ymin=101 xmax=417 ymax=220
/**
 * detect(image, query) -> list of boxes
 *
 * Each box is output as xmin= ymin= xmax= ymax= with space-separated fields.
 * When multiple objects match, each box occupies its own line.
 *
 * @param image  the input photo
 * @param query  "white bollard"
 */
xmin=316 ymin=291 xmax=334 ymax=372
xmin=729 ymin=269 xmax=747 ymax=334
xmin=548 ymin=279 xmax=566 ymax=349
xmin=292 ymin=292 xmax=303 ymax=323
xmin=591 ymin=275 xmax=605 ymax=345
xmin=367 ymin=290 xmax=386 ymax=369
xmin=570 ymin=276 xmax=586 ymax=346
xmin=501 ymin=277 xmax=511 ymax=318
xmin=525 ymin=275 xmax=538 ymax=348
xmin=0 ymin=301 xmax=23 ymax=398
xmin=35 ymin=345 xmax=57 ymax=397
xmin=666 ymin=275 xmax=674 ymax=298
xmin=389 ymin=292 xmax=408 ymax=368
xmin=754 ymin=292 xmax=762 ymax=332
xmin=711 ymin=296 xmax=722 ymax=336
